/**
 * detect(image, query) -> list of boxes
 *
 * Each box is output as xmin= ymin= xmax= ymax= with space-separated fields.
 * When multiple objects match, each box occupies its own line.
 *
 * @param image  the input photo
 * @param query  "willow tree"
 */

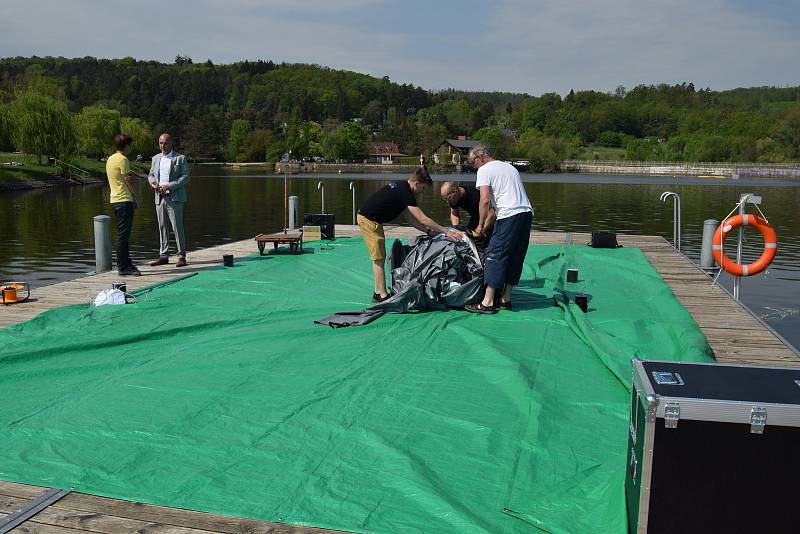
xmin=75 ymin=105 xmax=121 ymax=158
xmin=225 ymin=118 xmax=251 ymax=161
xmin=11 ymin=90 xmax=76 ymax=163
xmin=120 ymin=116 xmax=154 ymax=159
xmin=0 ymin=103 xmax=15 ymax=151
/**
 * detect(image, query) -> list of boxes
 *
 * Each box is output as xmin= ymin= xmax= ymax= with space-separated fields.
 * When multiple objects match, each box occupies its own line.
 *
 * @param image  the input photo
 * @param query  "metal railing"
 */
xmin=53 ymin=159 xmax=91 ymax=182
xmin=660 ymin=191 xmax=681 ymax=251
xmin=130 ymin=161 xmax=150 ymax=175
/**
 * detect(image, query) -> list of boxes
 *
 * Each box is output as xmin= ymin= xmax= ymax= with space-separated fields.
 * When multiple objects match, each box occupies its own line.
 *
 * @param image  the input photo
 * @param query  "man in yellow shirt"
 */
xmin=106 ymin=133 xmax=141 ymax=276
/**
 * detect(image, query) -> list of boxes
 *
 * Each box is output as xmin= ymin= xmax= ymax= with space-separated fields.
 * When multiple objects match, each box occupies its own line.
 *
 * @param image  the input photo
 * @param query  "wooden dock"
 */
xmin=1 ymin=225 xmax=797 ymax=533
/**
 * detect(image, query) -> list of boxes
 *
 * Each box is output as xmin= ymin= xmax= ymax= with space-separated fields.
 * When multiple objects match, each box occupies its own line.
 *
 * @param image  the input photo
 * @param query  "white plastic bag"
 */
xmin=94 ymin=288 xmax=127 ymax=306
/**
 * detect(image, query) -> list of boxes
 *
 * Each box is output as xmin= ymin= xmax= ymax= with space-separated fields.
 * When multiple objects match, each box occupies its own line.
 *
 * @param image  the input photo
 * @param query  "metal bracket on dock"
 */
xmin=0 ymin=487 xmax=72 ymax=533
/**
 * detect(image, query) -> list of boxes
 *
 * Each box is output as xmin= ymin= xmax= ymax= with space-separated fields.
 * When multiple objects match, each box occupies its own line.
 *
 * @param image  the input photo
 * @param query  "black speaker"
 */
xmin=304 ymin=213 xmax=335 ymax=239
xmin=589 ymin=231 xmax=621 ymax=248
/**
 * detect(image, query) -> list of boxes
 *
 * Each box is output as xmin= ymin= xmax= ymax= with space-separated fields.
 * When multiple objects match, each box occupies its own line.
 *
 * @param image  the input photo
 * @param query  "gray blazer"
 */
xmin=148 ymin=152 xmax=190 ymax=204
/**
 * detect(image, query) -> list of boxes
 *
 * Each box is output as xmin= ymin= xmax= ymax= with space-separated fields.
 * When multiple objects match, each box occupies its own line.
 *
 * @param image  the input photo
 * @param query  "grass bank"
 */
xmin=0 ymin=152 xmax=106 ymax=191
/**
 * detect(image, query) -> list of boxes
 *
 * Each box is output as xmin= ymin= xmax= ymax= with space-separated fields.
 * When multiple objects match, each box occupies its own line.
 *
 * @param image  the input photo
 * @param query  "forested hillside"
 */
xmin=1 ymin=56 xmax=798 ymax=170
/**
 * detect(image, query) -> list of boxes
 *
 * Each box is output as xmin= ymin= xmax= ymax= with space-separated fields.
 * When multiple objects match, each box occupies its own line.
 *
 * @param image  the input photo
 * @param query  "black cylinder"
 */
xmin=567 ymin=269 xmax=579 ymax=283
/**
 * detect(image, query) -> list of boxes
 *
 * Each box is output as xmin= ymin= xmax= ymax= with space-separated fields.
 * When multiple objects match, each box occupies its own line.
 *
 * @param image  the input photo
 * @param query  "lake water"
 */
xmin=2 ymin=167 xmax=798 ymax=350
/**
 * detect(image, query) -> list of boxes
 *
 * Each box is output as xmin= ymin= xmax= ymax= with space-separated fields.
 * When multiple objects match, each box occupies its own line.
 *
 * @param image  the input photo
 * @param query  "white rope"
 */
xmin=753 ymin=201 xmax=769 ymax=224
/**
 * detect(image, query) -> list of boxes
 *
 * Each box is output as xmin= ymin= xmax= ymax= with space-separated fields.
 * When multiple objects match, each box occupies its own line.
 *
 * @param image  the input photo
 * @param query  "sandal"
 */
xmin=465 ymin=302 xmax=498 ymax=314
xmin=372 ymin=293 xmax=390 ymax=303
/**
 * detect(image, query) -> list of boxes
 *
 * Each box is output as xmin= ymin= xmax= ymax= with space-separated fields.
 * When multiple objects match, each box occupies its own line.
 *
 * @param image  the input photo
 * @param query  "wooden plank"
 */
xmin=0 ymin=487 xmax=336 ymax=533
xmin=708 ymin=335 xmax=794 ymax=355
xmin=9 ymin=505 xmax=217 ymax=534
xmin=715 ymin=357 xmax=800 ymax=368
xmin=710 ymin=344 xmax=798 ymax=356
xmin=715 ymin=358 xmax=799 ymax=367
xmin=0 ymin=497 xmax=107 ymax=534
xmin=0 ymin=483 xmax=48 ymax=501
xmin=6 ymin=522 xmax=87 ymax=534
xmin=0 ymin=494 xmax=29 ymax=515
xmin=52 ymin=493 xmax=338 ymax=534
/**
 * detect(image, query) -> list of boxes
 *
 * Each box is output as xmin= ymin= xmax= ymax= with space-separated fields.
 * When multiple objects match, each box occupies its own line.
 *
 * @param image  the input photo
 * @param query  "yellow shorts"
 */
xmin=357 ymin=213 xmax=386 ymax=261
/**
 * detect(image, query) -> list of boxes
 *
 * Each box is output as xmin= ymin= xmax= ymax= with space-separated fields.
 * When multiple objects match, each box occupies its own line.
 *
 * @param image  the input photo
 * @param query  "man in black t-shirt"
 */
xmin=440 ymin=181 xmax=495 ymax=237
xmin=357 ymin=167 xmax=461 ymax=303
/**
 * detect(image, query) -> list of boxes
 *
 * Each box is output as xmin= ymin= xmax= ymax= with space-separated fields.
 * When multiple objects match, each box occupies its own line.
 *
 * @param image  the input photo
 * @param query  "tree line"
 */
xmin=1 ymin=56 xmax=798 ymax=171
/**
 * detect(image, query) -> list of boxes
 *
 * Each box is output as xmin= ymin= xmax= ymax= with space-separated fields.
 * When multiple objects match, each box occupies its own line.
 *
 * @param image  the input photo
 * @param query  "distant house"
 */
xmin=433 ymin=137 xmax=481 ymax=164
xmin=366 ymin=141 xmax=408 ymax=164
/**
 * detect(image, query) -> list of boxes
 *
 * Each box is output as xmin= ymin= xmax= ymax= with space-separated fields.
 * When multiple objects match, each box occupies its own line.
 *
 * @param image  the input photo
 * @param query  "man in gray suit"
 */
xmin=148 ymin=133 xmax=190 ymax=267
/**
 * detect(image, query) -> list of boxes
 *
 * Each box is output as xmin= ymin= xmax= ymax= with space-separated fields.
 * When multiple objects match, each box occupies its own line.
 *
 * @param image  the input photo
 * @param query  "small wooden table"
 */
xmin=255 ymin=230 xmax=303 ymax=255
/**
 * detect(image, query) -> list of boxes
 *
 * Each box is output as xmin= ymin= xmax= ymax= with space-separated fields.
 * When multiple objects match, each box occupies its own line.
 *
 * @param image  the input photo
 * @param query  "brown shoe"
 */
xmin=149 ymin=257 xmax=169 ymax=266
xmin=175 ymin=257 xmax=187 ymax=268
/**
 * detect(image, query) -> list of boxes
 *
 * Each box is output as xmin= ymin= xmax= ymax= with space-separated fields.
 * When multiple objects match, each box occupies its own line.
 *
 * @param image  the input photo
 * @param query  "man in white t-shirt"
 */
xmin=465 ymin=143 xmax=533 ymax=314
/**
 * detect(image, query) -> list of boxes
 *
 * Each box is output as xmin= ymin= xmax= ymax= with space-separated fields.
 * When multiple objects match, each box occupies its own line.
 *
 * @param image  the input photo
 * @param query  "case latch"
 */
xmin=750 ymin=406 xmax=767 ymax=434
xmin=664 ymin=401 xmax=680 ymax=429
xmin=652 ymin=371 xmax=684 ymax=386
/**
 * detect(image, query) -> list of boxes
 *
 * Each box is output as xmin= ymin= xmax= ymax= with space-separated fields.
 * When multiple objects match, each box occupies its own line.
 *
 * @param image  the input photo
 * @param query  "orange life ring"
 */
xmin=712 ymin=214 xmax=777 ymax=276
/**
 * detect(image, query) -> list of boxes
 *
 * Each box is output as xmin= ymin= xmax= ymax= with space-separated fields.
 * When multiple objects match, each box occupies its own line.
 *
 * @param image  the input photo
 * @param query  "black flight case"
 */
xmin=626 ymin=358 xmax=800 ymax=534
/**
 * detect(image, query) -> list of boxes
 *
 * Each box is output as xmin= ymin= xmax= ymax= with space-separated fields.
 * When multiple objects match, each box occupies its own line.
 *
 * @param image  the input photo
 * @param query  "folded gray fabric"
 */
xmin=314 ymin=309 xmax=386 ymax=328
xmin=315 ymin=234 xmax=485 ymax=327
xmin=372 ymin=235 xmax=484 ymax=313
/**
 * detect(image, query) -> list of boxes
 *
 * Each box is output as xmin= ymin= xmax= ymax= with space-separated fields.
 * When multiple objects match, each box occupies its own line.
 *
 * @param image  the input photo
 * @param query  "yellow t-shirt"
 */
xmin=106 ymin=152 xmax=133 ymax=203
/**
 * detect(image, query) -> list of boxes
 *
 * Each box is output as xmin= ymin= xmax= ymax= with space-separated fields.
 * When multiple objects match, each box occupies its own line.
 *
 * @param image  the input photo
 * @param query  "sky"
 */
xmin=1 ymin=0 xmax=798 ymax=96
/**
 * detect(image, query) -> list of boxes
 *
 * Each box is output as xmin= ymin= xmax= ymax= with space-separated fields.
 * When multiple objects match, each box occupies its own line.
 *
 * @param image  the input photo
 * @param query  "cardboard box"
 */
xmin=303 ymin=225 xmax=322 ymax=241
xmin=304 ymin=213 xmax=335 ymax=239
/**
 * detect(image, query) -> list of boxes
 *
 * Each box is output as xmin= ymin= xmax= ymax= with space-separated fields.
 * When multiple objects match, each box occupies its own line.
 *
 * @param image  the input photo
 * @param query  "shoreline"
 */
xmin=0 ymin=173 xmax=104 ymax=192
xmin=562 ymin=159 xmax=800 ymax=180
xmin=4 ymin=159 xmax=800 ymax=192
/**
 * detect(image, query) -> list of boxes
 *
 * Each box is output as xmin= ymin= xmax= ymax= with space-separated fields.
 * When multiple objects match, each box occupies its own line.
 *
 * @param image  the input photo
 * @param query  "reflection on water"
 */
xmin=2 ymin=168 xmax=798 ymax=349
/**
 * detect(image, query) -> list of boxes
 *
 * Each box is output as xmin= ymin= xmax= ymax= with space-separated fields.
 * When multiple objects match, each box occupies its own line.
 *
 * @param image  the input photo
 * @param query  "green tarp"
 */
xmin=0 ymin=239 xmax=713 ymax=533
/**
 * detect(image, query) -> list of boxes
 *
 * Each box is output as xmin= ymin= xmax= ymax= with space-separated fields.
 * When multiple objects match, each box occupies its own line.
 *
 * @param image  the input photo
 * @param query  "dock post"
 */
xmin=288 ymin=196 xmax=299 ymax=229
xmin=700 ymin=219 xmax=720 ymax=272
xmin=733 ymin=193 xmax=755 ymax=301
xmin=317 ymin=181 xmax=325 ymax=213
xmin=93 ymin=215 xmax=112 ymax=273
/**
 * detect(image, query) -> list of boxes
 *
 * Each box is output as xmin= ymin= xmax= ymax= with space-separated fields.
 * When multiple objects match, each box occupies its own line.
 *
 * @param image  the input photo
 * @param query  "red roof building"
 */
xmin=366 ymin=142 xmax=408 ymax=164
